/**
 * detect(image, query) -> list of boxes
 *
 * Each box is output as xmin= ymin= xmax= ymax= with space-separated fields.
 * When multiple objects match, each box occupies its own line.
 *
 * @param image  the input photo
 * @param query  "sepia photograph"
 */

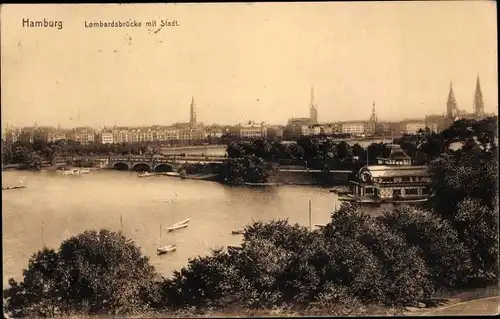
xmin=1 ymin=2 xmax=498 ymax=317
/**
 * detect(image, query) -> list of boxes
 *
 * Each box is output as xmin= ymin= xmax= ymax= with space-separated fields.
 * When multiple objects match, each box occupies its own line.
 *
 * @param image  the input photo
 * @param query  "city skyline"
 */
xmin=1 ymin=2 xmax=497 ymax=128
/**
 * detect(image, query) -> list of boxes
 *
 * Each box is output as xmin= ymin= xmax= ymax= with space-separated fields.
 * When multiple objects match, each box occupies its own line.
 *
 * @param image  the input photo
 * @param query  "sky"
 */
xmin=0 ymin=2 xmax=497 ymax=128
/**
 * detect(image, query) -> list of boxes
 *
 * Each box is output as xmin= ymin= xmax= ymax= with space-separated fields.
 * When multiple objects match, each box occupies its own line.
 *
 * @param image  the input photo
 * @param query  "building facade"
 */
xmin=341 ymin=121 xmax=365 ymax=136
xmin=237 ymin=121 xmax=268 ymax=139
xmin=101 ymin=132 xmax=114 ymax=144
xmin=347 ymin=144 xmax=431 ymax=203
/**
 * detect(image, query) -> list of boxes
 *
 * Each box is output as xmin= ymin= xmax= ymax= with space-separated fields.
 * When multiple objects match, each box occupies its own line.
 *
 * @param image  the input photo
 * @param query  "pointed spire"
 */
xmin=190 ymin=96 xmax=197 ymax=129
xmin=447 ymin=81 xmax=458 ymax=117
xmin=310 ymin=85 xmax=315 ymax=107
xmin=309 ymin=85 xmax=318 ymax=125
xmin=370 ymin=101 xmax=377 ymax=122
xmin=473 ymin=75 xmax=484 ymax=117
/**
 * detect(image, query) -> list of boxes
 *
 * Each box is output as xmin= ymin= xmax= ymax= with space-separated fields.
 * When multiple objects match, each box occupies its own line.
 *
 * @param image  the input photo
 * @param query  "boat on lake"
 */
xmin=157 ymin=224 xmax=177 ymax=255
xmin=315 ymin=224 xmax=327 ymax=229
xmin=137 ymin=172 xmax=155 ymax=178
xmin=62 ymin=168 xmax=80 ymax=176
xmin=2 ymin=185 xmax=27 ymax=190
xmin=80 ymin=168 xmax=91 ymax=174
xmin=172 ymin=218 xmax=191 ymax=226
xmin=166 ymin=223 xmax=188 ymax=232
xmin=157 ymin=244 xmax=177 ymax=255
xmin=163 ymin=172 xmax=181 ymax=177
xmin=231 ymin=229 xmax=244 ymax=235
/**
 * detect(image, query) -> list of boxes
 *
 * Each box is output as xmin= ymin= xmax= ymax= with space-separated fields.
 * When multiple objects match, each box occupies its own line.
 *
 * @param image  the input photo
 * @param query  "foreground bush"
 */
xmin=378 ymin=205 xmax=473 ymax=289
xmin=4 ymin=230 xmax=160 ymax=317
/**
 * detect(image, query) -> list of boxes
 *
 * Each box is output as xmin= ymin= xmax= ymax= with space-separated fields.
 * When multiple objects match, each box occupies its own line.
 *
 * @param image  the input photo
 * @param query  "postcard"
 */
xmin=1 ymin=2 xmax=498 ymax=318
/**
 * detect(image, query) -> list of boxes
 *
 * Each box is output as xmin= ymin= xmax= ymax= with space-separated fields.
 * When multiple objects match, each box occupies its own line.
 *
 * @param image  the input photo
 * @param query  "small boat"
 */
xmin=137 ymin=172 xmax=155 ymax=178
xmin=338 ymin=195 xmax=356 ymax=202
xmin=164 ymin=172 xmax=181 ymax=177
xmin=62 ymin=168 xmax=80 ymax=176
xmin=315 ymin=224 xmax=326 ymax=229
xmin=157 ymin=244 xmax=177 ymax=255
xmin=231 ymin=229 xmax=244 ymax=235
xmin=2 ymin=185 xmax=27 ymax=190
xmin=157 ymin=225 xmax=177 ymax=255
xmin=172 ymin=218 xmax=191 ymax=226
xmin=80 ymin=168 xmax=91 ymax=174
xmin=166 ymin=223 xmax=188 ymax=232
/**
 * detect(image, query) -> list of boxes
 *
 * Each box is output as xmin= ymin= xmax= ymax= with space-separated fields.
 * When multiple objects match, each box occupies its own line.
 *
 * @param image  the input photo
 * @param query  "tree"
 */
xmin=351 ymin=143 xmax=365 ymax=160
xmin=454 ymin=199 xmax=498 ymax=285
xmin=336 ymin=141 xmax=351 ymax=160
xmin=377 ymin=205 xmax=472 ymax=289
xmin=3 ymin=248 xmax=63 ymax=318
xmin=4 ymin=230 xmax=160 ymax=317
xmin=324 ymin=203 xmax=434 ymax=306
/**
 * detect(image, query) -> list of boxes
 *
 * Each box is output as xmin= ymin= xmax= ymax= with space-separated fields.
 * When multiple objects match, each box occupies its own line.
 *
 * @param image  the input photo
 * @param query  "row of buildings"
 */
xmin=2 ymin=77 xmax=493 ymax=144
xmin=281 ymin=76 xmax=491 ymax=139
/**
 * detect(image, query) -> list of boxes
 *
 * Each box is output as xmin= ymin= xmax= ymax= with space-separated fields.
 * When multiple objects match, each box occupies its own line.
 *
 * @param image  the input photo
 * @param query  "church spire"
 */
xmin=189 ymin=96 xmax=196 ymax=129
xmin=370 ymin=101 xmax=377 ymax=122
xmin=473 ymin=75 xmax=484 ymax=117
xmin=309 ymin=85 xmax=318 ymax=125
xmin=446 ymin=81 xmax=458 ymax=118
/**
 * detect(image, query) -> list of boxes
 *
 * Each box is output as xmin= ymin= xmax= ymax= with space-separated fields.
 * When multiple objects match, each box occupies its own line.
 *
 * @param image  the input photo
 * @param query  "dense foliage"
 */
xmin=3 ymin=230 xmax=160 ymax=317
xmin=217 ymin=155 xmax=279 ymax=183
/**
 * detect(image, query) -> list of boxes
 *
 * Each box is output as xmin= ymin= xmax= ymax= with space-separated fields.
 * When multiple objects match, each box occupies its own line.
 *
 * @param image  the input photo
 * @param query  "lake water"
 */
xmin=2 ymin=169 xmax=390 ymax=286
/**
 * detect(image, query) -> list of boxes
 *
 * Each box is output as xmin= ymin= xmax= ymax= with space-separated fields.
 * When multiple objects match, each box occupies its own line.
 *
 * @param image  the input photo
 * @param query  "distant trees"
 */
xmin=217 ymin=156 xmax=279 ymax=184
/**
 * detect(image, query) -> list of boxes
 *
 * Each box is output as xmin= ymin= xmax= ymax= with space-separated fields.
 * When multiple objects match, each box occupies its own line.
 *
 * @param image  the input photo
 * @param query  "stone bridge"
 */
xmin=98 ymin=155 xmax=225 ymax=172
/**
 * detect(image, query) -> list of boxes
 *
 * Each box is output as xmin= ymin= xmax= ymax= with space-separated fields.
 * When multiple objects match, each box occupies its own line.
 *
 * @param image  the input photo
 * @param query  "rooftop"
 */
xmin=377 ymin=144 xmax=411 ymax=161
xmin=361 ymin=165 xmax=431 ymax=178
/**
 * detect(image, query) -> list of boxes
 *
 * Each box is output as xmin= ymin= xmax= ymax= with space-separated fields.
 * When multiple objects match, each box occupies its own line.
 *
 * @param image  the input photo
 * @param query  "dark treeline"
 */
xmin=3 ymin=117 xmax=498 ymax=317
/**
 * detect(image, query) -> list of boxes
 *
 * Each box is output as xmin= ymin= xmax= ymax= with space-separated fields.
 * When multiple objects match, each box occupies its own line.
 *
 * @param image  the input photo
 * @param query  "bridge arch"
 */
xmin=132 ymin=163 xmax=151 ymax=172
xmin=154 ymin=163 xmax=173 ymax=172
xmin=112 ymin=162 xmax=129 ymax=170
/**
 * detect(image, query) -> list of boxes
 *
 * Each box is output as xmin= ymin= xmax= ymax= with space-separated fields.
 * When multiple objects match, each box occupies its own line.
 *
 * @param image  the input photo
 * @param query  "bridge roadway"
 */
xmin=66 ymin=154 xmax=353 ymax=174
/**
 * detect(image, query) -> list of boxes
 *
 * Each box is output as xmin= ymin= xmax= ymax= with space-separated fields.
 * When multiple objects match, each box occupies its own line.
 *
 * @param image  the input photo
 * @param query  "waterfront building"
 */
xmin=204 ymin=130 xmax=223 ymax=139
xmin=425 ymin=114 xmax=446 ymax=133
xmin=400 ymin=119 xmax=436 ymax=135
xmin=129 ymin=129 xmax=139 ymax=143
xmin=164 ymin=129 xmax=180 ymax=141
xmin=301 ymin=124 xmax=321 ymax=136
xmin=237 ymin=121 xmax=268 ymax=139
xmin=118 ymin=129 xmax=129 ymax=143
xmin=267 ymin=127 xmax=284 ymax=140
xmin=47 ymin=131 xmax=67 ymax=142
xmin=284 ymin=117 xmax=311 ymax=139
xmin=68 ymin=128 xmax=95 ymax=145
xmin=341 ymin=121 xmax=365 ymax=136
xmin=347 ymin=144 xmax=431 ymax=203
xmin=101 ymin=132 xmax=114 ymax=144
xmin=374 ymin=121 xmax=397 ymax=137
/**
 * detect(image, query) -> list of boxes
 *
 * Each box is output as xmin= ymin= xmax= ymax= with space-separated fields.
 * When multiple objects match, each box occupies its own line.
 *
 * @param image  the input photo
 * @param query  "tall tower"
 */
xmin=446 ymin=82 xmax=459 ymax=118
xmin=473 ymin=75 xmax=485 ymax=117
xmin=309 ymin=86 xmax=318 ymax=125
xmin=189 ymin=96 xmax=196 ymax=129
xmin=369 ymin=101 xmax=377 ymax=122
